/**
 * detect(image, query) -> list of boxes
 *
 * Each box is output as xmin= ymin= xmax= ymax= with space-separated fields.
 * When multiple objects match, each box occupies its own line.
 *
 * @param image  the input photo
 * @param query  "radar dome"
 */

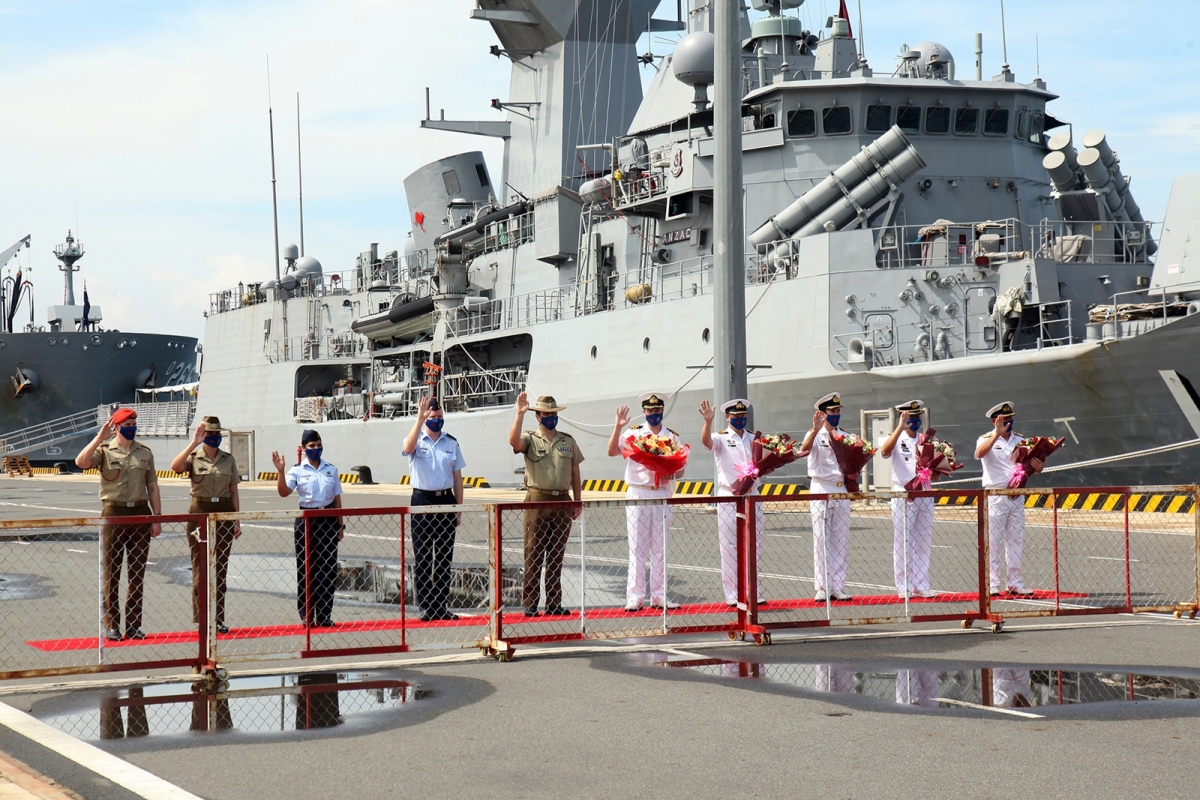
xmin=672 ymin=31 xmax=715 ymax=86
xmin=282 ymin=243 xmax=299 ymax=260
xmin=295 ymin=256 xmax=323 ymax=276
xmin=913 ymin=42 xmax=954 ymax=76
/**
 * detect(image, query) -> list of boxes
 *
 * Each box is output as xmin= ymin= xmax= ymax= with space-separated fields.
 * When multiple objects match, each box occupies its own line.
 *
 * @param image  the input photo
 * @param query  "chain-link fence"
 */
xmin=491 ymin=497 xmax=741 ymax=653
xmin=743 ymin=491 xmax=986 ymax=639
xmin=0 ymin=514 xmax=207 ymax=680
xmin=984 ymin=487 xmax=1200 ymax=625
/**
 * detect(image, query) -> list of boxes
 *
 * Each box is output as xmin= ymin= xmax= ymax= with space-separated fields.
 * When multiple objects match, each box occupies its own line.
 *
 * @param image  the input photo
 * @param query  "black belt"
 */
xmin=412 ymin=488 xmax=454 ymax=498
xmin=299 ymin=502 xmax=336 ymax=510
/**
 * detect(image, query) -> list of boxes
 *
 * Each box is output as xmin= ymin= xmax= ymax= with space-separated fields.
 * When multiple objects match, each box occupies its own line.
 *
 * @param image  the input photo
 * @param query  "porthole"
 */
xmin=702 ymin=328 xmax=711 ymax=344
xmin=60 ymin=338 xmax=70 ymax=345
xmin=130 ymin=339 xmax=138 ymax=347
xmin=90 ymin=334 xmax=103 ymax=345
xmin=643 ymin=337 xmax=651 ymax=353
xmin=48 ymin=338 xmax=57 ymax=346
xmin=590 ymin=345 xmax=597 ymax=360
xmin=118 ymin=339 xmax=127 ymax=349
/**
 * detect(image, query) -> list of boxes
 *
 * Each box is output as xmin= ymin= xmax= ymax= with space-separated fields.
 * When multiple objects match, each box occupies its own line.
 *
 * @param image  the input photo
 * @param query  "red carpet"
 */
xmin=25 ymin=589 xmax=1086 ymax=652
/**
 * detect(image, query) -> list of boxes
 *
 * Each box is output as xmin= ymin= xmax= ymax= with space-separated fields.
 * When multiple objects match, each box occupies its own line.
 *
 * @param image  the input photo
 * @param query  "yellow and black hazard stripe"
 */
xmin=256 ymin=471 xmax=361 ymax=484
xmin=935 ymin=492 xmax=1197 ymax=513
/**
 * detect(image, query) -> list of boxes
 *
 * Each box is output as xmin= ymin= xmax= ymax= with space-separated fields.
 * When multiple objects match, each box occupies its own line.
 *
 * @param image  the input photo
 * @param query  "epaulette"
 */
xmin=717 ymin=429 xmax=727 ymax=435
xmin=445 ymin=433 xmax=457 ymax=440
xmin=668 ymin=428 xmax=679 ymax=436
xmin=628 ymin=423 xmax=641 ymax=430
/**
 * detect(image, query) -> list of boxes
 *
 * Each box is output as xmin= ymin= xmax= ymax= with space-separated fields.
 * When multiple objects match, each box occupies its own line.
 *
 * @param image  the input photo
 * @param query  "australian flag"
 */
xmin=82 ymin=283 xmax=90 ymax=329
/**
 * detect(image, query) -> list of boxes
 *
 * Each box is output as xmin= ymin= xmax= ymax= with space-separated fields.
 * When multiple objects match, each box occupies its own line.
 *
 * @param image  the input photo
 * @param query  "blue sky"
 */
xmin=1 ymin=0 xmax=1198 ymax=339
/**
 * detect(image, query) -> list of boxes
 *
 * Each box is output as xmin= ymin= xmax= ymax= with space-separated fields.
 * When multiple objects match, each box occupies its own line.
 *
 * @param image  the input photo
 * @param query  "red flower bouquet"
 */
xmin=829 ymin=433 xmax=877 ymax=493
xmin=904 ymin=429 xmax=965 ymax=491
xmin=620 ymin=433 xmax=689 ymax=489
xmin=1008 ymin=436 xmax=1065 ymax=489
xmin=730 ymin=433 xmax=802 ymax=496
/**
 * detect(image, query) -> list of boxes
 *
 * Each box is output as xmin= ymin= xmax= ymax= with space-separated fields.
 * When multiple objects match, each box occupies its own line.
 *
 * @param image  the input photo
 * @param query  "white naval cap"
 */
xmin=986 ymin=400 xmax=1016 ymax=419
xmin=721 ymin=398 xmax=751 ymax=414
xmin=813 ymin=392 xmax=842 ymax=411
xmin=895 ymin=399 xmax=925 ymax=413
xmin=637 ymin=391 xmax=667 ymax=409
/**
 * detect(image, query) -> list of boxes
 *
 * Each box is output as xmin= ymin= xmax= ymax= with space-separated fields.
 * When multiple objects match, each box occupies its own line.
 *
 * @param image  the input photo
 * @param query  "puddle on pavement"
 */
xmin=0 ymin=573 xmax=54 ymax=601
xmin=641 ymin=655 xmax=1200 ymax=714
xmin=36 ymin=672 xmax=429 ymax=740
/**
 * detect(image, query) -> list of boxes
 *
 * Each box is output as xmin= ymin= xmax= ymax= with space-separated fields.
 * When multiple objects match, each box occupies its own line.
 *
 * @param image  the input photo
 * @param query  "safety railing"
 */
xmin=1 ymin=487 xmax=1196 ymax=679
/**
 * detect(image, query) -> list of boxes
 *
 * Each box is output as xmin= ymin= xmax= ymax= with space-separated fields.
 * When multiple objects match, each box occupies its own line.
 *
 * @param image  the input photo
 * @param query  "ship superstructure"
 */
xmin=192 ymin=1 xmax=1200 ymax=487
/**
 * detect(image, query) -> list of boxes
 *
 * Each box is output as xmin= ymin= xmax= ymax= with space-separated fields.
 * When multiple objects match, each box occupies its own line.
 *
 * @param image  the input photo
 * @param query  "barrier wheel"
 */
xmin=752 ymin=633 xmax=770 ymax=646
xmin=497 ymin=650 xmax=514 ymax=663
xmin=990 ymin=622 xmax=1004 ymax=634
xmin=961 ymin=619 xmax=974 ymax=629
xmin=727 ymin=631 xmax=738 ymax=641
xmin=1174 ymin=611 xmax=1182 ymax=619
xmin=1191 ymin=610 xmax=1197 ymax=620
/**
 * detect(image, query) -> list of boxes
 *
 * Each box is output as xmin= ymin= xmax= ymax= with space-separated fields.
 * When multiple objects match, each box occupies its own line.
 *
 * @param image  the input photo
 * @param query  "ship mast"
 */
xmin=712 ymin=0 xmax=748 ymax=411
xmin=54 ymin=231 xmax=84 ymax=306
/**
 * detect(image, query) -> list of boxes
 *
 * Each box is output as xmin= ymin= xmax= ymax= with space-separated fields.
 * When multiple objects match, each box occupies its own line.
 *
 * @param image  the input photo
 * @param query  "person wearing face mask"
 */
xmin=699 ymin=398 xmax=765 ymax=607
xmin=880 ymin=400 xmax=936 ymax=599
xmin=508 ymin=392 xmax=584 ymax=616
xmin=75 ymin=407 xmax=163 ymax=641
xmin=607 ymin=393 xmax=682 ymax=612
xmin=402 ymin=395 xmax=466 ymax=621
xmin=171 ymin=416 xmax=242 ymax=633
xmin=798 ymin=392 xmax=854 ymax=602
xmin=975 ymin=401 xmax=1042 ymax=597
xmin=272 ymin=430 xmax=344 ymax=627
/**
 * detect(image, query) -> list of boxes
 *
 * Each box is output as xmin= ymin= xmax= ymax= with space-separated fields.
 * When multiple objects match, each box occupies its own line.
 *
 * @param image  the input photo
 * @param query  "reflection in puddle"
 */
xmin=40 ymin=672 xmax=426 ymax=740
xmin=0 ymin=573 xmax=53 ymax=601
xmin=646 ymin=656 xmax=1200 ymax=713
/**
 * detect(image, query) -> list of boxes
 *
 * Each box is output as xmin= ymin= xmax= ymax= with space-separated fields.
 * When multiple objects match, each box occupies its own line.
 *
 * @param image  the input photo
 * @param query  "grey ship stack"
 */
xmin=194 ymin=0 xmax=1200 ymax=487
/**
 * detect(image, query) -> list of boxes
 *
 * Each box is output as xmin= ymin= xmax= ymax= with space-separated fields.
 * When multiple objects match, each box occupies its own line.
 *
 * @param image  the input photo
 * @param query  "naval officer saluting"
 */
xmin=272 ymin=430 xmax=344 ymax=627
xmin=799 ymin=392 xmax=854 ymax=601
xmin=402 ymin=395 xmax=466 ymax=621
xmin=879 ymin=400 xmax=936 ymax=598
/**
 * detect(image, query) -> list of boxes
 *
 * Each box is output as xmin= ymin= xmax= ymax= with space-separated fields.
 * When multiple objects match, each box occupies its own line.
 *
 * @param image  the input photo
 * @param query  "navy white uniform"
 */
xmin=405 ymin=429 xmax=466 ymax=618
xmin=883 ymin=404 xmax=934 ymax=597
xmin=895 ymin=669 xmax=939 ymax=707
xmin=621 ymin=422 xmax=677 ymax=608
xmin=807 ymin=426 xmax=852 ymax=599
xmin=286 ymin=457 xmax=344 ymax=625
xmin=709 ymin=422 xmax=764 ymax=606
xmin=976 ymin=401 xmax=1027 ymax=594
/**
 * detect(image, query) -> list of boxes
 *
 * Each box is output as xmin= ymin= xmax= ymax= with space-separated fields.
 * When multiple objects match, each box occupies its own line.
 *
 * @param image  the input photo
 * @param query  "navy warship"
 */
xmin=184 ymin=0 xmax=1200 ymax=487
xmin=0 ymin=232 xmax=199 ymax=463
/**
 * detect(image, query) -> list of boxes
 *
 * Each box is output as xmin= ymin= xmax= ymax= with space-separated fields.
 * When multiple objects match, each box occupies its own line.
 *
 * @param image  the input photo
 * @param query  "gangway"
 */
xmin=0 ymin=408 xmax=103 ymax=458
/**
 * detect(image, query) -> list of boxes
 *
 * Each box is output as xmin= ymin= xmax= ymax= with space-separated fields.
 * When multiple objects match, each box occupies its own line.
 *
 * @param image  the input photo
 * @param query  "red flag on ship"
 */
xmin=838 ymin=0 xmax=853 ymax=37
xmin=414 ymin=211 xmax=426 ymax=231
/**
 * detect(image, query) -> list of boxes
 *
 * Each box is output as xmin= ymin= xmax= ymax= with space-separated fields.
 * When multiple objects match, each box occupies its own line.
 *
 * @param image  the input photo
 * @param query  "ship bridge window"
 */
xmin=822 ymin=105 xmax=852 ymax=135
xmin=954 ymin=107 xmax=980 ymax=135
xmin=786 ymin=108 xmax=816 ymax=137
xmin=865 ymin=103 xmax=892 ymax=133
xmin=1015 ymin=109 xmax=1044 ymax=143
xmin=925 ymin=106 xmax=950 ymax=134
xmin=983 ymin=107 xmax=1009 ymax=135
xmin=475 ymin=164 xmax=490 ymax=187
xmin=746 ymin=102 xmax=780 ymax=131
xmin=896 ymin=104 xmax=921 ymax=134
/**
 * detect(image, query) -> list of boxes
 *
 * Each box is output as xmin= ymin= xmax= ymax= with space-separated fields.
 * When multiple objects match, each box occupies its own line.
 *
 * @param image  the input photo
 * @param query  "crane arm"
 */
xmin=0 ymin=235 xmax=31 ymax=268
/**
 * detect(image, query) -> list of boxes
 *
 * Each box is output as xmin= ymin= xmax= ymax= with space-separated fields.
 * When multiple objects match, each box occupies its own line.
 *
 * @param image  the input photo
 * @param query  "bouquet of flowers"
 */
xmin=620 ymin=433 xmax=689 ymax=489
xmin=904 ymin=428 xmax=964 ymax=491
xmin=828 ymin=433 xmax=877 ymax=493
xmin=1008 ymin=436 xmax=1066 ymax=489
xmin=730 ymin=432 xmax=803 ymax=495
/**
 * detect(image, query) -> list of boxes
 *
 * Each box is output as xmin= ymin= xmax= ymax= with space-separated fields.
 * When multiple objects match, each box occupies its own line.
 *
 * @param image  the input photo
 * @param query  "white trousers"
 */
xmin=625 ymin=485 xmax=672 ymax=604
xmin=992 ymin=668 xmax=1032 ymax=707
xmin=810 ymin=480 xmax=851 ymax=594
xmin=891 ymin=496 xmax=934 ymax=594
xmin=987 ymin=495 xmax=1026 ymax=591
xmin=815 ymin=664 xmax=855 ymax=694
xmin=895 ymin=669 xmax=940 ymax=707
xmin=716 ymin=492 xmax=764 ymax=605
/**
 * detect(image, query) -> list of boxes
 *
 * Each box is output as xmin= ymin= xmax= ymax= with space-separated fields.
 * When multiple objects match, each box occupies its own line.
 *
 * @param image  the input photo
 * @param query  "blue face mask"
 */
xmin=728 ymin=416 xmax=748 ymax=430
xmin=539 ymin=414 xmax=559 ymax=430
xmin=1004 ymin=418 xmax=1014 ymax=432
xmin=305 ymin=446 xmax=323 ymax=462
xmin=119 ymin=426 xmax=137 ymax=440
xmin=425 ymin=418 xmax=444 ymax=433
xmin=906 ymin=417 xmax=922 ymax=433
xmin=203 ymin=434 xmax=223 ymax=448
xmin=645 ymin=412 xmax=663 ymax=427
xmin=825 ymin=413 xmax=841 ymax=428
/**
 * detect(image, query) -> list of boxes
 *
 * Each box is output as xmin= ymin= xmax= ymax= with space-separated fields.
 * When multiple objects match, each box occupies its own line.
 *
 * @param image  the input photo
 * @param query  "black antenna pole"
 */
xmin=297 ymin=92 xmax=305 ymax=258
xmin=268 ymin=56 xmax=281 ymax=284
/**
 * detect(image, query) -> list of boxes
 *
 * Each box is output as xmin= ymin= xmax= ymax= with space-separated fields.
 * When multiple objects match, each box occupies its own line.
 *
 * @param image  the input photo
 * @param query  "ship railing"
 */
xmin=873 ymin=218 xmax=1024 ymax=271
xmin=209 ymin=270 xmax=357 ymax=316
xmin=1087 ymin=288 xmax=1193 ymax=342
xmin=439 ymin=367 xmax=526 ymax=412
xmin=116 ymin=401 xmax=196 ymax=437
xmin=1030 ymin=299 xmax=1075 ymax=349
xmin=1030 ymin=219 xmax=1159 ymax=265
xmin=0 ymin=408 xmax=106 ymax=458
xmin=269 ymin=332 xmax=367 ymax=363
xmin=612 ymin=167 xmax=669 ymax=208
xmin=466 ymin=210 xmax=535 ymax=259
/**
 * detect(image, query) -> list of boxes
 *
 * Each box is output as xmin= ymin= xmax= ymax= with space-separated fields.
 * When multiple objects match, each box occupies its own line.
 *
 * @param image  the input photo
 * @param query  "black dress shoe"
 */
xmin=216 ymin=623 xmax=230 ymax=634
xmin=104 ymin=629 xmax=122 ymax=642
xmin=316 ymin=619 xmax=335 ymax=627
xmin=124 ymin=627 xmax=146 ymax=640
xmin=418 ymin=611 xmax=433 ymax=622
xmin=544 ymin=605 xmax=571 ymax=616
xmin=524 ymin=606 xmax=539 ymax=616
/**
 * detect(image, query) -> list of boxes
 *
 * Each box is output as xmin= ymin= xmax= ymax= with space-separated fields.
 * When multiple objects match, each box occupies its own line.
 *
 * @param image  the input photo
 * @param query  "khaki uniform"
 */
xmin=519 ymin=429 xmax=584 ymax=609
xmin=185 ymin=447 xmax=241 ymax=625
xmin=91 ymin=440 xmax=158 ymax=631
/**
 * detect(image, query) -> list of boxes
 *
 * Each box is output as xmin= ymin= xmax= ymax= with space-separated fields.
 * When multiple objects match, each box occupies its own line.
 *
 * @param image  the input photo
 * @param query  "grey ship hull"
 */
xmin=0 ymin=331 xmax=197 ymax=463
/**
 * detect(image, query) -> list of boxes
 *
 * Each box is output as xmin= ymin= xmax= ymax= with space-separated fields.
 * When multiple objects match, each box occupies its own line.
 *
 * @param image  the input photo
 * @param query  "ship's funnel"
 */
xmin=750 ymin=126 xmax=925 ymax=247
